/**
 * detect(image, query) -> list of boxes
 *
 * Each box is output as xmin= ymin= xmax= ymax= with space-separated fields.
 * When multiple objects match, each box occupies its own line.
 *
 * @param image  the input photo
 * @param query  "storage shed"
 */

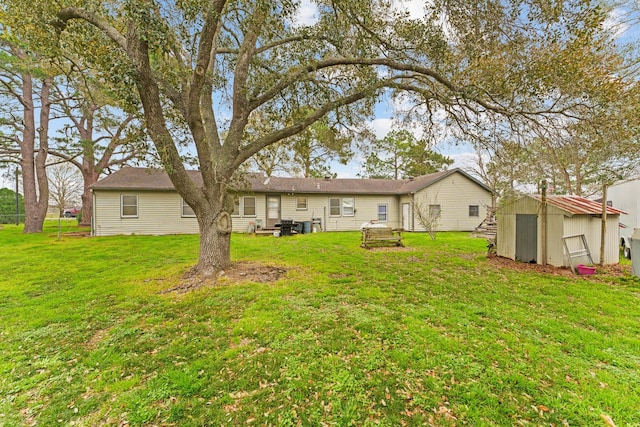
xmin=497 ymin=195 xmax=624 ymax=267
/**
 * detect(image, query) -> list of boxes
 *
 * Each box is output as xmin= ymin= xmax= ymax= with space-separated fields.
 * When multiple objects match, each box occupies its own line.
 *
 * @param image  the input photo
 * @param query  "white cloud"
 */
xmin=368 ymin=118 xmax=394 ymax=139
xmin=292 ymin=0 xmax=319 ymax=27
xmin=391 ymin=0 xmax=426 ymax=20
xmin=366 ymin=117 xmax=429 ymax=140
xmin=449 ymin=151 xmax=479 ymax=171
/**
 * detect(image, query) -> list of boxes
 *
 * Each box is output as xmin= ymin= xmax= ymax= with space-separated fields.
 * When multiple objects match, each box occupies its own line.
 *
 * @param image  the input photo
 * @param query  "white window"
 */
xmin=230 ymin=196 xmax=255 ymax=217
xmin=243 ymin=197 xmax=256 ymax=216
xmin=468 ymin=205 xmax=479 ymax=217
xmin=296 ymin=197 xmax=308 ymax=210
xmin=182 ymin=199 xmax=195 ymax=217
xmin=231 ymin=196 xmax=240 ymax=216
xmin=329 ymin=198 xmax=341 ymax=216
xmin=378 ymin=204 xmax=388 ymax=222
xmin=429 ymin=204 xmax=441 ymax=219
xmin=342 ymin=198 xmax=355 ymax=216
xmin=121 ymin=195 xmax=138 ymax=218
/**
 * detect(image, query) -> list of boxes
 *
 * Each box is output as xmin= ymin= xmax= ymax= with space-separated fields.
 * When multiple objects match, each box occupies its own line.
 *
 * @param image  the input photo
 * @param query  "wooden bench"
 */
xmin=361 ymin=227 xmax=403 ymax=249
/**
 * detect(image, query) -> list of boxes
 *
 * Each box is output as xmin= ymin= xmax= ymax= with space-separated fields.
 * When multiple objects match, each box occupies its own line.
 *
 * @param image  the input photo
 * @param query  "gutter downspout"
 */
xmin=91 ymin=190 xmax=96 ymax=236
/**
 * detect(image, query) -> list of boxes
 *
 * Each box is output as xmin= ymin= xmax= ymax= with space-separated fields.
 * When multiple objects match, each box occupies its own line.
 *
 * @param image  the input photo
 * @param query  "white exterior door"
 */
xmin=267 ymin=196 xmax=281 ymax=228
xmin=402 ymin=203 xmax=411 ymax=231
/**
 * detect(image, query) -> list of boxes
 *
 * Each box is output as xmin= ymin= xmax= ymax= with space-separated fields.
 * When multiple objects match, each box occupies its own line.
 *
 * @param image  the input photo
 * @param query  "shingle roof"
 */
xmin=530 ymin=194 xmax=625 ymax=215
xmin=249 ymin=175 xmax=400 ymax=194
xmin=91 ymin=167 xmax=491 ymax=195
xmin=91 ymin=168 xmax=204 ymax=190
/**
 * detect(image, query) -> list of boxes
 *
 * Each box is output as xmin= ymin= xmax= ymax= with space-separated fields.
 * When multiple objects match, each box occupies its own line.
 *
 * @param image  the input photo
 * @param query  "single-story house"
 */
xmin=90 ymin=167 xmax=493 ymax=236
xmin=496 ymin=194 xmax=624 ymax=266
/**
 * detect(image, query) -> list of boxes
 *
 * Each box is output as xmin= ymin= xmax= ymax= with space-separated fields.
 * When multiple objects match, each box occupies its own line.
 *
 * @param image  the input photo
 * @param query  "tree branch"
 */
xmin=56 ymin=8 xmax=127 ymax=50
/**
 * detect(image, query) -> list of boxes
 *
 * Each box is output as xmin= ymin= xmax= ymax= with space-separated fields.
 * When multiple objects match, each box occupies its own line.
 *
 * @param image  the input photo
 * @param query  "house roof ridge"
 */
xmin=91 ymin=167 xmax=491 ymax=196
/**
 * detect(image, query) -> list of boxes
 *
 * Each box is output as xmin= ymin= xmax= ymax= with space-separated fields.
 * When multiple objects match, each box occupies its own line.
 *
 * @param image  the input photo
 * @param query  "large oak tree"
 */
xmin=18 ymin=0 xmax=619 ymax=276
xmin=0 ymin=42 xmax=54 ymax=233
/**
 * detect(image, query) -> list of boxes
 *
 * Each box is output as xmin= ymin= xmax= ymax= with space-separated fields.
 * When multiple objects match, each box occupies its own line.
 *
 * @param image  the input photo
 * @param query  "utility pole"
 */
xmin=15 ymin=167 xmax=19 ymax=225
xmin=600 ymin=183 xmax=608 ymax=266
xmin=541 ymin=179 xmax=547 ymax=266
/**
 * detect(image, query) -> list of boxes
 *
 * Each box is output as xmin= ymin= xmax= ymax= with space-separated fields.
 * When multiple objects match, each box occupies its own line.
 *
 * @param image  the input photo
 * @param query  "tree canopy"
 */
xmin=360 ymin=130 xmax=452 ymax=179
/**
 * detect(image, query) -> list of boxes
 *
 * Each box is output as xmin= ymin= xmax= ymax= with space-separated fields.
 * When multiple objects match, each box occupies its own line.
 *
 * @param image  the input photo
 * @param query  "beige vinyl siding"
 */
xmin=93 ymin=190 xmax=199 ymax=236
xmin=277 ymin=194 xmax=400 ymax=231
xmin=94 ymin=190 xmax=268 ymax=235
xmin=412 ymin=174 xmax=492 ymax=232
xmin=93 ymin=171 xmax=490 ymax=235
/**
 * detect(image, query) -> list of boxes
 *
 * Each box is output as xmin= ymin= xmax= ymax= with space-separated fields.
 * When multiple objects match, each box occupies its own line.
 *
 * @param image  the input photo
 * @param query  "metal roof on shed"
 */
xmin=530 ymin=195 xmax=625 ymax=216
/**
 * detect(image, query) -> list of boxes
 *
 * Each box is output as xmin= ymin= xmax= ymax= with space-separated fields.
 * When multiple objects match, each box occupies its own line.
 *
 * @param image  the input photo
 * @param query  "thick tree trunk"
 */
xmin=78 ymin=113 xmax=96 ymax=227
xmin=194 ymin=209 xmax=233 ymax=277
xmin=79 ymin=169 xmax=98 ymax=226
xmin=21 ymin=75 xmax=50 ymax=233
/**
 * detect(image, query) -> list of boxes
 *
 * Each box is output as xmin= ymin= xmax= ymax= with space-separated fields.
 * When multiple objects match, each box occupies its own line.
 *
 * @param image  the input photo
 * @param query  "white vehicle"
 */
xmin=608 ymin=180 xmax=638 ymax=258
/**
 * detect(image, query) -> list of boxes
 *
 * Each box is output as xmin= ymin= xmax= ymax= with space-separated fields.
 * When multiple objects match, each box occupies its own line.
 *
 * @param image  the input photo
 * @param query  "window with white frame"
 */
xmin=468 ymin=205 xmax=479 ymax=217
xmin=243 ymin=196 xmax=256 ymax=216
xmin=230 ymin=196 xmax=256 ymax=217
xmin=342 ymin=198 xmax=355 ymax=216
xmin=429 ymin=204 xmax=441 ymax=219
xmin=296 ymin=197 xmax=308 ymax=210
xmin=121 ymin=195 xmax=138 ymax=218
xmin=378 ymin=204 xmax=388 ymax=222
xmin=329 ymin=198 xmax=341 ymax=216
xmin=231 ymin=196 xmax=240 ymax=216
xmin=182 ymin=198 xmax=195 ymax=217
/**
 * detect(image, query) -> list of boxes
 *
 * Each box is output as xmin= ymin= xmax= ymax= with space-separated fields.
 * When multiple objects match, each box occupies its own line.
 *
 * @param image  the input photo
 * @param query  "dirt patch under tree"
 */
xmin=160 ymin=262 xmax=288 ymax=294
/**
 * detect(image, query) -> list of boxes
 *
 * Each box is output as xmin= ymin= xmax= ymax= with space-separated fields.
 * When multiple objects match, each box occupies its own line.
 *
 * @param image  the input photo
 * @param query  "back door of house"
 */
xmin=515 ymin=214 xmax=537 ymax=263
xmin=402 ymin=203 xmax=411 ymax=231
xmin=266 ymin=196 xmax=281 ymax=228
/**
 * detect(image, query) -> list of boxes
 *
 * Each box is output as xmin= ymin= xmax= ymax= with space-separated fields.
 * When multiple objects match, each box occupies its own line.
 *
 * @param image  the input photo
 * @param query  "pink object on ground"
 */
xmin=576 ymin=264 xmax=596 ymax=275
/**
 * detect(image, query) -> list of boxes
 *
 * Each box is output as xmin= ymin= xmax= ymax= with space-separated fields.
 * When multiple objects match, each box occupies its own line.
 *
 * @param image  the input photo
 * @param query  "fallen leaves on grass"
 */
xmin=487 ymin=255 xmax=631 ymax=278
xmin=600 ymin=413 xmax=617 ymax=427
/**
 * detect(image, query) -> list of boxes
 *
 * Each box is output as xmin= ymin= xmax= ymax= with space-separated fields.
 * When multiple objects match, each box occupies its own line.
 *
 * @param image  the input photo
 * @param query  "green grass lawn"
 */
xmin=1 ymin=222 xmax=639 ymax=426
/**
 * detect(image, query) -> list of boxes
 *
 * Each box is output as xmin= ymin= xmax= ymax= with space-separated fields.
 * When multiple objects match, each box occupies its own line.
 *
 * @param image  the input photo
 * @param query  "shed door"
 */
xmin=516 ymin=214 xmax=537 ymax=263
